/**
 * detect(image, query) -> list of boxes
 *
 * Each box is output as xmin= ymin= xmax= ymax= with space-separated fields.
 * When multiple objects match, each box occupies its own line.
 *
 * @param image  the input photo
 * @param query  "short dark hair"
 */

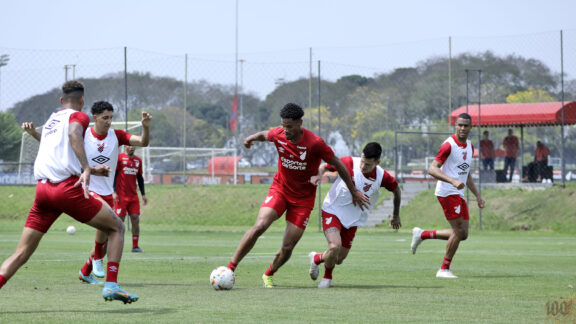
xmin=91 ymin=101 xmax=114 ymax=115
xmin=61 ymin=80 xmax=84 ymax=103
xmin=457 ymin=113 xmax=472 ymax=122
xmin=280 ymin=103 xmax=304 ymax=120
xmin=363 ymin=142 xmax=382 ymax=160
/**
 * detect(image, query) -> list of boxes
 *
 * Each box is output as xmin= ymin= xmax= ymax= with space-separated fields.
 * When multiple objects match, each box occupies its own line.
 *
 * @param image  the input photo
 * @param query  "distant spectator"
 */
xmin=502 ymin=129 xmax=519 ymax=182
xmin=480 ymin=131 xmax=495 ymax=171
xmin=523 ymin=140 xmax=550 ymax=183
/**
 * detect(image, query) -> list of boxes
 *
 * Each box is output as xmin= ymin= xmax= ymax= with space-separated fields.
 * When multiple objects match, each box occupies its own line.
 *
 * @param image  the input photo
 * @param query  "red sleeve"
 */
xmin=326 ymin=156 xmax=353 ymax=174
xmin=316 ymin=137 xmax=335 ymax=163
xmin=266 ymin=127 xmax=282 ymax=142
xmin=435 ymin=142 xmax=452 ymax=164
xmin=114 ymin=129 xmax=132 ymax=146
xmin=138 ymin=156 xmax=143 ymax=175
xmin=69 ymin=112 xmax=90 ymax=134
xmin=381 ymin=170 xmax=398 ymax=192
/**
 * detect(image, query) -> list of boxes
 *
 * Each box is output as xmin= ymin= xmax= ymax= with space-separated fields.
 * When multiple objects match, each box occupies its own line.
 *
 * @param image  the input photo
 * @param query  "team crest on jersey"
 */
xmin=97 ymin=143 xmax=105 ymax=153
xmin=462 ymin=151 xmax=467 ymax=160
xmin=299 ymin=151 xmax=307 ymax=160
xmin=135 ymin=160 xmax=140 ymax=167
xmin=92 ymin=155 xmax=110 ymax=164
xmin=363 ymin=183 xmax=372 ymax=192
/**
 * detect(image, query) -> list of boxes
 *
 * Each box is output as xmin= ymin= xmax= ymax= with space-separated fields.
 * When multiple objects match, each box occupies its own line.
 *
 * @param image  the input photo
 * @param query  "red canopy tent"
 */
xmin=450 ymin=101 xmax=576 ymax=127
xmin=450 ymin=101 xmax=574 ymax=184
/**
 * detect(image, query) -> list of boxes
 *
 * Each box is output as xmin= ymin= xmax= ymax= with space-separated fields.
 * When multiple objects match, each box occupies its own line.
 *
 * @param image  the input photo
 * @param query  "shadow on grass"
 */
xmin=0 ymin=308 xmax=174 ymax=315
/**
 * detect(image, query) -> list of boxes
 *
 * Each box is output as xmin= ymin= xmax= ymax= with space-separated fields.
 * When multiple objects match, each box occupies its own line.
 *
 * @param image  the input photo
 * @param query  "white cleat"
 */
xmin=317 ymin=278 xmax=331 ymax=288
xmin=92 ymin=258 xmax=105 ymax=278
xmin=411 ymin=227 xmax=424 ymax=254
xmin=309 ymin=252 xmax=319 ymax=281
xmin=436 ymin=269 xmax=458 ymax=279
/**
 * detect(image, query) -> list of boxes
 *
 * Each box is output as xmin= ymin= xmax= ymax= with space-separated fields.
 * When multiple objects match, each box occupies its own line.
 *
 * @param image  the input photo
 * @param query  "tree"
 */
xmin=506 ymin=88 xmax=556 ymax=103
xmin=0 ymin=112 xmax=23 ymax=161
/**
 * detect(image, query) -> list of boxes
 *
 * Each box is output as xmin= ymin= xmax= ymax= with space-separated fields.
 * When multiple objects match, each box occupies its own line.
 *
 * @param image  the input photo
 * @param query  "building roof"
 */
xmin=450 ymin=101 xmax=576 ymax=127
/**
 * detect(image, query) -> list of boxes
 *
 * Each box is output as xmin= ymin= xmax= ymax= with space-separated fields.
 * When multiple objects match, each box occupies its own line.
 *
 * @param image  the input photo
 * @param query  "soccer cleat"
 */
xmin=436 ymin=269 xmax=458 ymax=279
xmin=132 ymin=247 xmax=144 ymax=253
xmin=92 ymin=258 xmax=105 ymax=278
xmin=78 ymin=271 xmax=103 ymax=285
xmin=102 ymin=282 xmax=139 ymax=304
xmin=411 ymin=227 xmax=424 ymax=254
xmin=262 ymin=274 xmax=275 ymax=288
xmin=317 ymin=278 xmax=331 ymax=288
xmin=308 ymin=251 xmax=319 ymax=281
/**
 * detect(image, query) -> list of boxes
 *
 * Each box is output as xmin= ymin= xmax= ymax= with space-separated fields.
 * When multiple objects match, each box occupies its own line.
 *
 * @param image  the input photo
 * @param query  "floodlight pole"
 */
xmin=0 ymin=54 xmax=9 ymax=111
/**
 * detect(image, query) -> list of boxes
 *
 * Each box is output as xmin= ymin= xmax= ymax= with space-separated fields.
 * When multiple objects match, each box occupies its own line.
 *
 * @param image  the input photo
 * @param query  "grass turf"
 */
xmin=0 ymin=223 xmax=574 ymax=323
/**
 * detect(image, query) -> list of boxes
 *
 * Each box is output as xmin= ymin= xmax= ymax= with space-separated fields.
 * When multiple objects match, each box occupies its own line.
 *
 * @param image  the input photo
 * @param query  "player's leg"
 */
xmin=129 ymin=213 xmax=143 ymax=252
xmin=509 ymin=157 xmax=516 ymax=182
xmin=0 ymin=227 xmax=45 ymax=288
xmin=229 ymin=206 xmax=279 ymax=270
xmin=309 ymin=227 xmax=341 ymax=281
xmin=80 ymin=194 xmax=110 ymax=281
xmin=262 ymin=220 xmax=305 ymax=287
xmin=436 ymin=197 xmax=469 ymax=279
xmin=85 ymin=206 xmax=138 ymax=303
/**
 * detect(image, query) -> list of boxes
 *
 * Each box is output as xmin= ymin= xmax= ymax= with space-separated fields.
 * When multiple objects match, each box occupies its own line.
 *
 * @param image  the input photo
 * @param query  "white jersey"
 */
xmin=434 ymin=136 xmax=473 ymax=198
xmin=84 ymin=128 xmax=121 ymax=195
xmin=34 ymin=109 xmax=83 ymax=182
xmin=322 ymin=157 xmax=384 ymax=228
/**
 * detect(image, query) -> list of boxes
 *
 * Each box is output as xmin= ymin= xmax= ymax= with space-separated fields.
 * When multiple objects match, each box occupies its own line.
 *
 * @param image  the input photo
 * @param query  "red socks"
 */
xmin=441 ymin=257 xmax=452 ymax=270
xmin=132 ymin=235 xmax=139 ymax=249
xmin=264 ymin=264 xmax=276 ymax=276
xmin=324 ymin=265 xmax=334 ymax=280
xmin=227 ymin=261 xmax=237 ymax=271
xmin=314 ymin=253 xmax=324 ymax=265
xmin=106 ymin=262 xmax=120 ymax=283
xmin=94 ymin=241 xmax=105 ymax=260
xmin=421 ymin=230 xmax=437 ymax=240
xmin=80 ymin=257 xmax=93 ymax=276
xmin=0 ymin=275 xmax=7 ymax=289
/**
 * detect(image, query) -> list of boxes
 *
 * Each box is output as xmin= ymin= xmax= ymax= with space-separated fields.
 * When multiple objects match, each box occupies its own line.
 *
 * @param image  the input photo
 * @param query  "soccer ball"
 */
xmin=210 ymin=266 xmax=235 ymax=290
xmin=66 ymin=225 xmax=76 ymax=235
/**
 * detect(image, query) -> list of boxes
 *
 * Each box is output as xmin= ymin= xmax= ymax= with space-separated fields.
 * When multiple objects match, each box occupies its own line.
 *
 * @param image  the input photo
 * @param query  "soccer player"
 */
xmin=0 ymin=81 xmax=138 ymax=303
xmin=227 ymin=103 xmax=369 ymax=288
xmin=410 ymin=113 xmax=485 ymax=279
xmin=78 ymin=102 xmax=151 ymax=282
xmin=114 ymin=145 xmax=148 ymax=253
xmin=308 ymin=142 xmax=401 ymax=288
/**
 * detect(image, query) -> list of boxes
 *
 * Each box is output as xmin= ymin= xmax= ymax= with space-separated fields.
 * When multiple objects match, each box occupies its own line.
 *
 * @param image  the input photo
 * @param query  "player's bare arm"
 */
xmin=327 ymin=156 xmax=370 ymax=210
xmin=466 ymin=173 xmax=485 ymax=208
xmin=428 ymin=160 xmax=465 ymax=190
xmin=129 ymin=112 xmax=152 ymax=147
xmin=243 ymin=131 xmax=268 ymax=148
xmin=310 ymin=163 xmax=328 ymax=186
xmin=390 ymin=186 xmax=402 ymax=230
xmin=22 ymin=122 xmax=41 ymax=142
xmin=69 ymin=121 xmax=91 ymax=198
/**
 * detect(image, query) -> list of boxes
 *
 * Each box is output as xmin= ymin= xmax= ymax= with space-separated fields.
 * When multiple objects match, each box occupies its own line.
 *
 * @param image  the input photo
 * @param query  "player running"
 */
xmin=308 ymin=142 xmax=401 ymax=288
xmin=114 ymin=145 xmax=148 ymax=253
xmin=227 ymin=103 xmax=369 ymax=288
xmin=410 ymin=113 xmax=485 ymax=278
xmin=0 ymin=81 xmax=138 ymax=303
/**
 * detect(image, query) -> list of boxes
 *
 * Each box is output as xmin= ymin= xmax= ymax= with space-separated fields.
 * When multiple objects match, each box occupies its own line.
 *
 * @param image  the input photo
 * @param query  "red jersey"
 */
xmin=268 ymin=127 xmax=335 ymax=198
xmin=327 ymin=156 xmax=398 ymax=192
xmin=115 ymin=153 xmax=143 ymax=199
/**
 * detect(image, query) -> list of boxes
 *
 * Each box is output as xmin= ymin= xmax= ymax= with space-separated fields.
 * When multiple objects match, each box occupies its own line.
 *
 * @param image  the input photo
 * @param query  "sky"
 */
xmin=1 ymin=0 xmax=575 ymax=109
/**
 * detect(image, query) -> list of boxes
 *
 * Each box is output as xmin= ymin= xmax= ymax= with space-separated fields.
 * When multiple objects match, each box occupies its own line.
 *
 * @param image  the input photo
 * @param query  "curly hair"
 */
xmin=280 ymin=103 xmax=304 ymax=120
xmin=363 ymin=142 xmax=382 ymax=160
xmin=61 ymin=80 xmax=84 ymax=103
xmin=91 ymin=101 xmax=114 ymax=115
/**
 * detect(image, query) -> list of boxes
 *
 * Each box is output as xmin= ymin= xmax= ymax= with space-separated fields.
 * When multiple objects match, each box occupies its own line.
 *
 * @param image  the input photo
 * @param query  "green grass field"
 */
xmin=0 ymin=184 xmax=575 ymax=323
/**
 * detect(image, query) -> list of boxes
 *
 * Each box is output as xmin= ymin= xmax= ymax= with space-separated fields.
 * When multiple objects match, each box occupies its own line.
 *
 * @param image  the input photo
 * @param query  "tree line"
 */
xmin=1 ymin=51 xmax=575 ymax=164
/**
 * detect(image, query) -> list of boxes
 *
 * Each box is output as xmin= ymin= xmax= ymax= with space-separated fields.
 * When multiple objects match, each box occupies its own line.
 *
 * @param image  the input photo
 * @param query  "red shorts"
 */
xmin=25 ymin=177 xmax=103 ymax=233
xmin=262 ymin=187 xmax=315 ymax=229
xmin=89 ymin=192 xmax=114 ymax=209
xmin=321 ymin=211 xmax=358 ymax=249
xmin=115 ymin=196 xmax=140 ymax=217
xmin=437 ymin=195 xmax=469 ymax=220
